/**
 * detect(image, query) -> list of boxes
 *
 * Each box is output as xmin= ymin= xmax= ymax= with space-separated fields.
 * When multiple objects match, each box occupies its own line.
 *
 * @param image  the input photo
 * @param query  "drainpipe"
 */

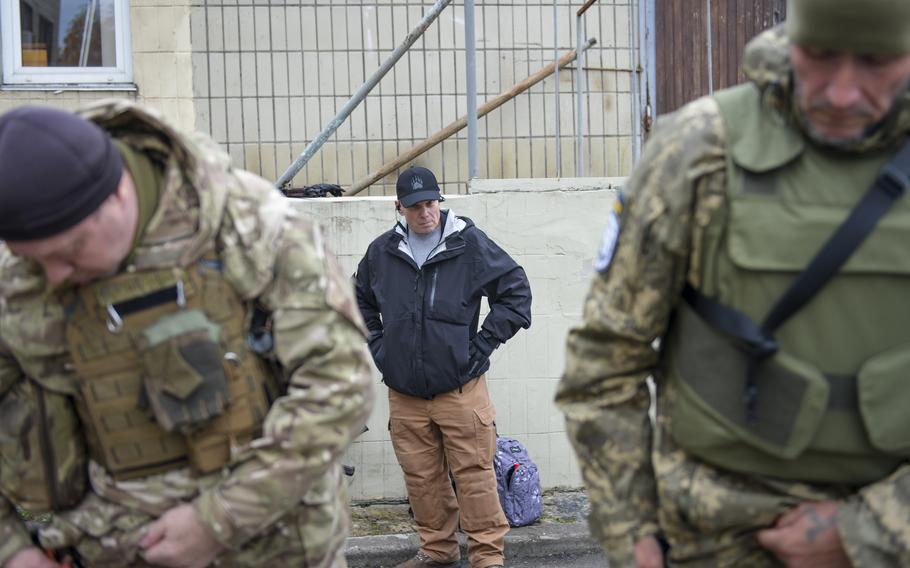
xmin=465 ymin=0 xmax=479 ymax=179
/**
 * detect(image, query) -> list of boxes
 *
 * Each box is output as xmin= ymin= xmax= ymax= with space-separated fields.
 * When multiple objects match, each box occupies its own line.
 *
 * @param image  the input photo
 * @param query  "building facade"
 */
xmin=0 ymin=0 xmax=638 ymax=193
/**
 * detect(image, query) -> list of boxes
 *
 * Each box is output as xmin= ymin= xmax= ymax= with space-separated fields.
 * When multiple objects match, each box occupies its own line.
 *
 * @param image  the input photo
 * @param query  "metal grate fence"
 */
xmin=189 ymin=1 xmax=637 ymax=196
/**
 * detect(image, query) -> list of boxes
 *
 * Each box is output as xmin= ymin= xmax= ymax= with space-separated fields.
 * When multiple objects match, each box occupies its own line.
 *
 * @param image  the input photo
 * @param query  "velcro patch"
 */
xmin=594 ymin=193 xmax=624 ymax=273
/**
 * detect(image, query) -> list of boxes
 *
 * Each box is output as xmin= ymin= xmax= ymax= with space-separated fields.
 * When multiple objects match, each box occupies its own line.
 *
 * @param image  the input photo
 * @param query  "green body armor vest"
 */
xmin=665 ymin=84 xmax=910 ymax=485
xmin=65 ymin=259 xmax=276 ymax=482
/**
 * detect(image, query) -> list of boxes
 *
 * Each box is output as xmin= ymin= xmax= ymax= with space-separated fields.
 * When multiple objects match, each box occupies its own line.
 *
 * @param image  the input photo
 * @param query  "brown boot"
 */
xmin=394 ymin=550 xmax=461 ymax=567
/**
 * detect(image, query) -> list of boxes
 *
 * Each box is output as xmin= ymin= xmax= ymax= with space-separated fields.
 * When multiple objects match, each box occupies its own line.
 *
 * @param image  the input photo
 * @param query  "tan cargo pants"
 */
xmin=388 ymin=375 xmax=509 ymax=568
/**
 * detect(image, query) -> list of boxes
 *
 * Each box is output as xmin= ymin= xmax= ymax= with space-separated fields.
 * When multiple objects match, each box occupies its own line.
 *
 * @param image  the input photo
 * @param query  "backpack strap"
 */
xmin=684 ymin=137 xmax=910 ymax=421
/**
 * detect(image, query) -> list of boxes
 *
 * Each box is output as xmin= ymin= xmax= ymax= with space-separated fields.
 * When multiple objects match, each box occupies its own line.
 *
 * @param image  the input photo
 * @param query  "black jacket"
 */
xmin=355 ymin=210 xmax=532 ymax=398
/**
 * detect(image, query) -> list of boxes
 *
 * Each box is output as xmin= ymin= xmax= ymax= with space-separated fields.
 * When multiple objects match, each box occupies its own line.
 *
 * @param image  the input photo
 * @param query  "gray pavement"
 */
xmin=344 ymin=523 xmax=606 ymax=568
xmin=507 ymin=551 xmax=608 ymax=567
xmin=345 ymin=489 xmax=606 ymax=567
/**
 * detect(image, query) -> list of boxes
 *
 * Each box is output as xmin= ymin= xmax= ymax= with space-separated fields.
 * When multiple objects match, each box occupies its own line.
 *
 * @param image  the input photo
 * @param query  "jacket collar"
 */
xmin=392 ymin=209 xmax=468 ymax=265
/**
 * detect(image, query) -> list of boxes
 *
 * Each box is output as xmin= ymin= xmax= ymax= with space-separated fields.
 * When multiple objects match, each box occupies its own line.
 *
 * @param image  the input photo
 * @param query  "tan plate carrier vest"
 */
xmin=664 ymin=84 xmax=910 ymax=485
xmin=65 ymin=258 xmax=275 ymax=481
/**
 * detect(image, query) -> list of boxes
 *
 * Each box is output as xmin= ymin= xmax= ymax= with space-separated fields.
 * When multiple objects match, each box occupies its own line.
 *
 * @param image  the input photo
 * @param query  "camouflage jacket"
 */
xmin=0 ymin=100 xmax=374 ymax=565
xmin=557 ymin=26 xmax=910 ymax=567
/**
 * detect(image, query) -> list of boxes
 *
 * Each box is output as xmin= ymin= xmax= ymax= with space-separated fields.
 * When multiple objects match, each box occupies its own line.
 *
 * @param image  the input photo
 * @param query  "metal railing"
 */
xmin=190 ymin=1 xmax=639 ymax=195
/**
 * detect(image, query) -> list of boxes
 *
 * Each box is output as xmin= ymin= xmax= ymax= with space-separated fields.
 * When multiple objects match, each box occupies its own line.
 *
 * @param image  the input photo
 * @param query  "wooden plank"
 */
xmin=655 ymin=0 xmax=710 ymax=114
xmin=711 ymin=0 xmax=726 ymax=90
xmin=687 ymin=1 xmax=699 ymax=105
xmin=576 ymin=0 xmax=599 ymax=17
xmin=347 ymin=40 xmax=595 ymax=195
xmin=690 ymin=0 xmax=708 ymax=99
xmin=654 ymin=0 xmax=670 ymax=114
xmin=655 ymin=0 xmax=787 ymax=115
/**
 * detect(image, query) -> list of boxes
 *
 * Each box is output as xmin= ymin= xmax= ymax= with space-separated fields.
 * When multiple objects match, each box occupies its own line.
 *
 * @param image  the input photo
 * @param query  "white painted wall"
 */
xmin=293 ymin=178 xmax=622 ymax=502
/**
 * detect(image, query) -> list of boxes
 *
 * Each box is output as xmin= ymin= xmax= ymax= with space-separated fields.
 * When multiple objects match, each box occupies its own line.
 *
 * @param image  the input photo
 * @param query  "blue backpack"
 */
xmin=494 ymin=436 xmax=542 ymax=527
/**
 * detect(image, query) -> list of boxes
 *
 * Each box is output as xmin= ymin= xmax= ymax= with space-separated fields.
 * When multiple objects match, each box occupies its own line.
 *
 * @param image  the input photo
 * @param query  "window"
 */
xmin=1 ymin=0 xmax=132 ymax=88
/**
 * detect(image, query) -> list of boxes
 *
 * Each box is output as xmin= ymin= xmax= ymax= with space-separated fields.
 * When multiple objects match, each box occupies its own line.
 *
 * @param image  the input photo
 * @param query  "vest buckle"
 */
xmin=175 ymin=278 xmax=187 ymax=308
xmin=105 ymin=304 xmax=124 ymax=334
xmin=878 ymin=164 xmax=909 ymax=199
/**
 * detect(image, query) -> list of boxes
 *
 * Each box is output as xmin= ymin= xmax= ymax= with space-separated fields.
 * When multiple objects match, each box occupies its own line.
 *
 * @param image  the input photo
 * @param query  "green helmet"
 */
xmin=787 ymin=0 xmax=910 ymax=54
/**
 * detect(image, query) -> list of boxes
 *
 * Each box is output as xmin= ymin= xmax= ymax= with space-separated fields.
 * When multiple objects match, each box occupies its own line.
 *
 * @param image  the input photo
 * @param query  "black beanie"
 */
xmin=0 ymin=106 xmax=123 ymax=241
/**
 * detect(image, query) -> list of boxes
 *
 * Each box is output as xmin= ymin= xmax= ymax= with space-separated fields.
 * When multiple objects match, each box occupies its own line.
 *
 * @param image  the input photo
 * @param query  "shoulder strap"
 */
xmin=684 ymin=137 xmax=910 ymax=420
xmin=762 ymin=144 xmax=910 ymax=333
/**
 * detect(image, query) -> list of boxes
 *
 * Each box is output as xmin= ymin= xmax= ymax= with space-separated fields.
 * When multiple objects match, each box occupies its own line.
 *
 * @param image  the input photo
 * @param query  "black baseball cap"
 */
xmin=396 ymin=166 xmax=444 ymax=207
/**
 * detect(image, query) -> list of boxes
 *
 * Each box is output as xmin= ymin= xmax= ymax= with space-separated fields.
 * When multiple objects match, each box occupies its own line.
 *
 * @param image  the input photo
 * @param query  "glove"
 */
xmin=467 ymin=331 xmax=498 ymax=378
xmin=141 ymin=329 xmax=231 ymax=433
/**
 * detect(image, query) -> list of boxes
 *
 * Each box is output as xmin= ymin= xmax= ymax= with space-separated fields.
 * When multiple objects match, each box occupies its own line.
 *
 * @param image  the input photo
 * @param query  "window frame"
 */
xmin=1 ymin=0 xmax=133 ymax=89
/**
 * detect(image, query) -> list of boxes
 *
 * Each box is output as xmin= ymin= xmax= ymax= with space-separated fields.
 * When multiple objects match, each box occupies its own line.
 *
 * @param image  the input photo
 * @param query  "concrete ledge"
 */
xmin=345 ymin=532 xmax=418 ymax=568
xmin=468 ymin=177 xmax=625 ymax=194
xmin=344 ymin=522 xmax=601 ymax=568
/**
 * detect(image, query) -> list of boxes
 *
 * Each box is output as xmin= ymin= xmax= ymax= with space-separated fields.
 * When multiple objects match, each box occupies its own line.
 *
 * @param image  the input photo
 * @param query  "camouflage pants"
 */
xmin=34 ymin=491 xmax=350 ymax=568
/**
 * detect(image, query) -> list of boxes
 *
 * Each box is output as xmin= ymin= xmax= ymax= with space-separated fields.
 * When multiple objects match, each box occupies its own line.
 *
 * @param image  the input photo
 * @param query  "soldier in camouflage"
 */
xmin=557 ymin=0 xmax=910 ymax=566
xmin=0 ymin=101 xmax=373 ymax=567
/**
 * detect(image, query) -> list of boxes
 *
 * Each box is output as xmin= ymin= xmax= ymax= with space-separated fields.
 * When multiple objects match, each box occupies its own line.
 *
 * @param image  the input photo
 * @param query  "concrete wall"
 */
xmin=0 ymin=0 xmax=633 ymax=500
xmin=294 ymin=178 xmax=621 ymax=501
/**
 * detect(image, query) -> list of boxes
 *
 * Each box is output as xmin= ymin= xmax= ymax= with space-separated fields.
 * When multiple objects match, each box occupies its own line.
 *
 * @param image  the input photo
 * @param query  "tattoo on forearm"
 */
xmin=804 ymin=507 xmax=836 ymax=544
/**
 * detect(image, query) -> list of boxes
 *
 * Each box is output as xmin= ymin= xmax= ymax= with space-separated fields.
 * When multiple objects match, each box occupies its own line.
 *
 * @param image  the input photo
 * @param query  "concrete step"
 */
xmin=344 ymin=522 xmax=604 ymax=568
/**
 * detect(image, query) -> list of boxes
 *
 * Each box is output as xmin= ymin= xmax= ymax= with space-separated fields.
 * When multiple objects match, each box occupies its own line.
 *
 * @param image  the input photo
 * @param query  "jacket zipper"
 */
xmin=425 ymin=238 xmax=446 ymax=264
xmin=34 ymin=380 xmax=61 ymax=511
xmin=428 ymin=268 xmax=438 ymax=310
xmin=414 ymin=271 xmax=427 ymax=394
xmin=426 ymin=241 xmax=465 ymax=263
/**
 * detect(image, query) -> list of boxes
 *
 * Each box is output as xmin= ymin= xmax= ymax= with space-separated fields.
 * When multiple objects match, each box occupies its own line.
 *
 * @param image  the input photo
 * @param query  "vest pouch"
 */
xmin=139 ymin=309 xmax=231 ymax=433
xmin=668 ymin=302 xmax=829 ymax=462
xmin=0 ymin=380 xmax=87 ymax=513
xmin=856 ymin=342 xmax=910 ymax=455
xmin=183 ymin=351 xmax=262 ymax=475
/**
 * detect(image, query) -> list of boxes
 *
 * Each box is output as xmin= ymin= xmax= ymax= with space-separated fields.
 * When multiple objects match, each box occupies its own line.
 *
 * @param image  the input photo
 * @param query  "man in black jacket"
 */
xmin=355 ymin=166 xmax=532 ymax=568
